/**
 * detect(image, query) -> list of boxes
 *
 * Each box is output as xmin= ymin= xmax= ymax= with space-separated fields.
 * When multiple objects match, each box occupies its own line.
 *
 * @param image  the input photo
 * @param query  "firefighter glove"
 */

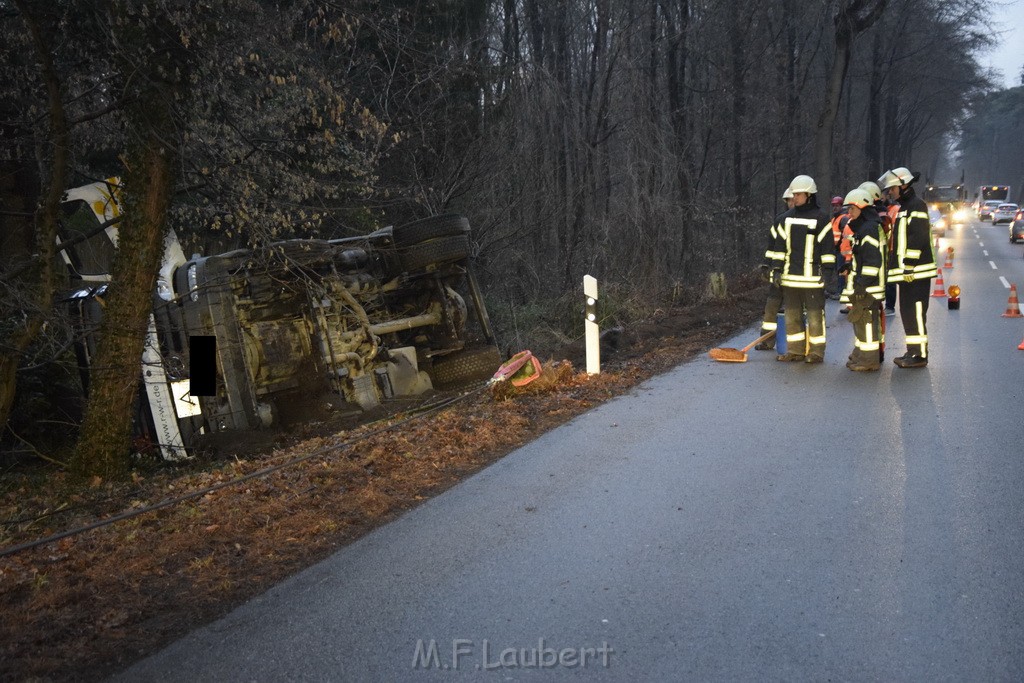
xmin=770 ymin=270 xmax=781 ymax=287
xmin=759 ymin=264 xmax=771 ymax=282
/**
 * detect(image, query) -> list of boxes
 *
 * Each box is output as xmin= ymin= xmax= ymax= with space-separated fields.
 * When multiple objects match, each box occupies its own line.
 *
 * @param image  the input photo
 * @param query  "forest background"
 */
xmin=1 ymin=0 xmax=1022 ymax=472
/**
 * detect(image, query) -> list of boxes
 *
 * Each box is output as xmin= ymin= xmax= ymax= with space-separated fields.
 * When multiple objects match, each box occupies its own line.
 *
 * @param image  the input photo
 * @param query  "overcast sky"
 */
xmin=982 ymin=0 xmax=1024 ymax=88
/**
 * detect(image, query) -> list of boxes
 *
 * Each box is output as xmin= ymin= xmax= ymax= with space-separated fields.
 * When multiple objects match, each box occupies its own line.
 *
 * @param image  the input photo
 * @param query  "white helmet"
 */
xmin=858 ymin=181 xmax=882 ymax=202
xmin=878 ymin=170 xmax=900 ymax=189
xmin=782 ymin=187 xmax=794 ymax=200
xmin=880 ymin=167 xmax=914 ymax=189
xmin=843 ymin=188 xmax=873 ymax=209
xmin=789 ymin=174 xmax=817 ymax=194
xmin=891 ymin=167 xmax=915 ymax=186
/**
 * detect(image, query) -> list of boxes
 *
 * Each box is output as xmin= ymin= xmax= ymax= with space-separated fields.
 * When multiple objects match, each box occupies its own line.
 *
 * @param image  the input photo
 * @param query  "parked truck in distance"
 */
xmin=59 ymin=179 xmax=500 ymax=460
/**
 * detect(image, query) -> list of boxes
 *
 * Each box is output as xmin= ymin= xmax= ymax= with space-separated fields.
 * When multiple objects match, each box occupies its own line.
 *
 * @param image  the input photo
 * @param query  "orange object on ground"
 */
xmin=930 ymin=268 xmax=946 ymax=298
xmin=944 ymin=246 xmax=954 ymax=269
xmin=709 ymin=331 xmax=775 ymax=363
xmin=1002 ymin=284 xmax=1023 ymax=318
xmin=491 ymin=350 xmax=543 ymax=386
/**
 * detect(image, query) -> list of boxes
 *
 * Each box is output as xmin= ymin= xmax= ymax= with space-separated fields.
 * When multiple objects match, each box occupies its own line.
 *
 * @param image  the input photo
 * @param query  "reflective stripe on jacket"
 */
xmin=769 ymin=204 xmax=833 ymax=289
xmin=840 ymin=207 xmax=887 ymax=303
xmin=887 ymin=189 xmax=937 ymax=281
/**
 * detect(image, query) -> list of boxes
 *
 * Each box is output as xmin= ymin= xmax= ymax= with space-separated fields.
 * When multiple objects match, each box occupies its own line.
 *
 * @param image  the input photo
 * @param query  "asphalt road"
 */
xmin=117 ymin=218 xmax=1024 ymax=682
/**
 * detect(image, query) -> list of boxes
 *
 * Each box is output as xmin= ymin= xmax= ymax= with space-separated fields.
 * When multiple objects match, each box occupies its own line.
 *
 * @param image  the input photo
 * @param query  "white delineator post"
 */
xmin=584 ymin=274 xmax=600 ymax=375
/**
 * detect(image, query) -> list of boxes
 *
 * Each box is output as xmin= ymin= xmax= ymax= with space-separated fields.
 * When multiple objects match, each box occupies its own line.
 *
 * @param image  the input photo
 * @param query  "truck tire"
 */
xmin=398 ymin=234 xmax=470 ymax=272
xmin=430 ymin=345 xmax=502 ymax=389
xmin=392 ymin=214 xmax=470 ymax=248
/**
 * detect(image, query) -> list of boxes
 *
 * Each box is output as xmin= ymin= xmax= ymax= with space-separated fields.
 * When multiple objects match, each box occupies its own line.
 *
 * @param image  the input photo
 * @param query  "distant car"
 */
xmin=979 ymin=200 xmax=1002 ymax=221
xmin=1010 ymin=209 xmax=1024 ymax=243
xmin=929 ymin=207 xmax=947 ymax=237
xmin=992 ymin=203 xmax=1019 ymax=225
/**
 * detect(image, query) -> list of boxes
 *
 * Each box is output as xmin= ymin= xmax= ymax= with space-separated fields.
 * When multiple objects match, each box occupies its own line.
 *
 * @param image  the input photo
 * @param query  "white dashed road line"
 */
xmin=979 ymin=241 xmax=985 ymax=247
xmin=1000 ymin=276 xmax=1011 ymax=289
xmin=983 ymin=250 xmax=989 ymax=256
xmin=990 ymin=261 xmax=998 ymax=269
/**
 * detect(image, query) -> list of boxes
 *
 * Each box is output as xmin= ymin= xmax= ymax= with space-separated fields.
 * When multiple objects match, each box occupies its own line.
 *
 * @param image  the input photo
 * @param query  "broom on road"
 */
xmin=708 ymin=331 xmax=776 ymax=363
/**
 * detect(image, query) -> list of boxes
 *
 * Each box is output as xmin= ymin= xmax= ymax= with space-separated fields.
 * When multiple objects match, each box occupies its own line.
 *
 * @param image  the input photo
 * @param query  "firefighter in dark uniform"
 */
xmin=756 ymin=186 xmax=795 ymax=351
xmin=767 ymin=175 xmax=834 ymax=364
xmin=839 ymin=188 xmax=886 ymax=371
xmin=881 ymin=166 xmax=937 ymax=368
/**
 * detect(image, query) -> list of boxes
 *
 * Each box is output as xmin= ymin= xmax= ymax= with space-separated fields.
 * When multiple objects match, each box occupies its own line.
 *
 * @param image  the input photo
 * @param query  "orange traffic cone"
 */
xmin=1002 ymin=284 xmax=1023 ymax=318
xmin=944 ymin=246 xmax=954 ymax=269
xmin=930 ymin=268 xmax=946 ymax=297
xmin=1018 ymin=333 xmax=1024 ymax=351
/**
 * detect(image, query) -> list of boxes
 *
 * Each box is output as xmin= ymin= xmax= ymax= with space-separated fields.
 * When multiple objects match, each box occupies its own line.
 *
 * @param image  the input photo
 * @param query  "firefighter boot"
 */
xmin=846 ymin=349 xmax=880 ymax=372
xmin=894 ymin=352 xmax=927 ymax=369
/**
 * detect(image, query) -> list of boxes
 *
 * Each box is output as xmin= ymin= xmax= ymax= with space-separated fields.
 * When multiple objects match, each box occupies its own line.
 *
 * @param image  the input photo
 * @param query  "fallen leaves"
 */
xmin=0 ymin=291 xmax=764 ymax=681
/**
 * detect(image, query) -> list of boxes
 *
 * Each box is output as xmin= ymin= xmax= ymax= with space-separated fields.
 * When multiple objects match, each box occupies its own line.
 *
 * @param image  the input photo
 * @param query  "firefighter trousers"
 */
xmin=781 ymin=287 xmax=826 ymax=357
xmin=849 ymin=295 xmax=881 ymax=366
xmin=760 ymin=283 xmax=783 ymax=340
xmin=898 ymin=279 xmax=931 ymax=358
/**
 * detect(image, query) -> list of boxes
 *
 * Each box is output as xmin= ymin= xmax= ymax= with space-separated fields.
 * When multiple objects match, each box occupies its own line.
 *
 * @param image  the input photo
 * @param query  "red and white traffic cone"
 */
xmin=1002 ymin=284 xmax=1023 ymax=318
xmin=930 ymin=268 xmax=946 ymax=298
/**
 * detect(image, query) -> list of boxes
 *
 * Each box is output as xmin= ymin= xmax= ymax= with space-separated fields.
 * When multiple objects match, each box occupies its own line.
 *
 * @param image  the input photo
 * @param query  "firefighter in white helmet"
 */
xmin=756 ymin=186 xmax=796 ymax=351
xmin=879 ymin=166 xmax=937 ymax=368
xmin=840 ymin=188 xmax=886 ymax=371
xmin=766 ymin=174 xmax=834 ymax=363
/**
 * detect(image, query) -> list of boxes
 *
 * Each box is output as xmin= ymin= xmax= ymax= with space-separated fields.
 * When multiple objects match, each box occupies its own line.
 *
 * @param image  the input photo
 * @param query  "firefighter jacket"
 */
xmin=887 ymin=187 xmax=937 ymax=281
xmin=767 ymin=202 xmax=834 ymax=288
xmin=762 ymin=208 xmax=790 ymax=269
xmin=839 ymin=206 xmax=886 ymax=303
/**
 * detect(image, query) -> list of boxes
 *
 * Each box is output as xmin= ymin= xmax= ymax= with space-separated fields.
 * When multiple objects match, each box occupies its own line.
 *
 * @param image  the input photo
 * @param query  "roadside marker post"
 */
xmin=584 ymin=274 xmax=600 ymax=375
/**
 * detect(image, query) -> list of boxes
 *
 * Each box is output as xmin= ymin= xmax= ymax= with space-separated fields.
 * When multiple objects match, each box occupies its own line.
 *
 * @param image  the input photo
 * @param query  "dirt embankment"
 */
xmin=0 ymin=286 xmax=765 ymax=682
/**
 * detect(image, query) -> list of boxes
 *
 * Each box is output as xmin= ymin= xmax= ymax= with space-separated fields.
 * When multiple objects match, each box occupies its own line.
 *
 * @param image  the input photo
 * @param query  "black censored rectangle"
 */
xmin=189 ymin=336 xmax=217 ymax=396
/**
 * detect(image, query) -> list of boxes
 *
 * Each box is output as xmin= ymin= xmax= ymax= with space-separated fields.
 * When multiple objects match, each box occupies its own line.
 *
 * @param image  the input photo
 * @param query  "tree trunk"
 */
xmin=72 ymin=138 xmax=176 ymax=478
xmin=0 ymin=0 xmax=69 ymax=441
xmin=814 ymin=28 xmax=853 ymax=193
xmin=73 ymin=2 xmax=185 ymax=478
xmin=814 ymin=0 xmax=887 ymax=190
xmin=864 ymin=29 xmax=884 ymax=176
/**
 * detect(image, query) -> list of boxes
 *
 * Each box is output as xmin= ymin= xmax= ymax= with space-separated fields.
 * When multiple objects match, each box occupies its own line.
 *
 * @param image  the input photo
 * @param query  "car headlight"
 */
xmin=953 ymin=209 xmax=968 ymax=222
xmin=935 ymin=219 xmax=946 ymax=230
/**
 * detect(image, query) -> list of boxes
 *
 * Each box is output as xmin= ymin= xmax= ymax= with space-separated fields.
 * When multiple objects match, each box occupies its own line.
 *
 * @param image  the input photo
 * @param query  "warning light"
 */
xmin=948 ymin=284 xmax=960 ymax=310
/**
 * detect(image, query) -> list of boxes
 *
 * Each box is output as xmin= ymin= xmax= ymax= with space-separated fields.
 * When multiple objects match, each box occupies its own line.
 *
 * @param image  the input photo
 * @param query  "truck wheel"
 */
xmin=399 ymin=234 xmax=470 ymax=272
xmin=430 ymin=345 xmax=502 ymax=389
xmin=392 ymin=214 xmax=470 ymax=248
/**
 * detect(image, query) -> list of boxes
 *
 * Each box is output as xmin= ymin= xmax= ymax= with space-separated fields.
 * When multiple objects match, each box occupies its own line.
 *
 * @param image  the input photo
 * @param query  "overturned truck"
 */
xmin=60 ymin=180 xmax=500 ymax=459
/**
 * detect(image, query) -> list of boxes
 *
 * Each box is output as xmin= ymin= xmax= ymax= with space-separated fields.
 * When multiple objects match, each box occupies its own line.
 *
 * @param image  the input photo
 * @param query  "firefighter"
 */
xmin=756 ymin=186 xmax=795 ymax=351
xmin=767 ymin=174 xmax=834 ymax=363
xmin=872 ymin=175 xmax=900 ymax=316
xmin=839 ymin=188 xmax=886 ymax=371
xmin=829 ymin=196 xmax=844 ymax=219
xmin=881 ymin=166 xmax=937 ymax=368
xmin=828 ymin=199 xmax=852 ymax=300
